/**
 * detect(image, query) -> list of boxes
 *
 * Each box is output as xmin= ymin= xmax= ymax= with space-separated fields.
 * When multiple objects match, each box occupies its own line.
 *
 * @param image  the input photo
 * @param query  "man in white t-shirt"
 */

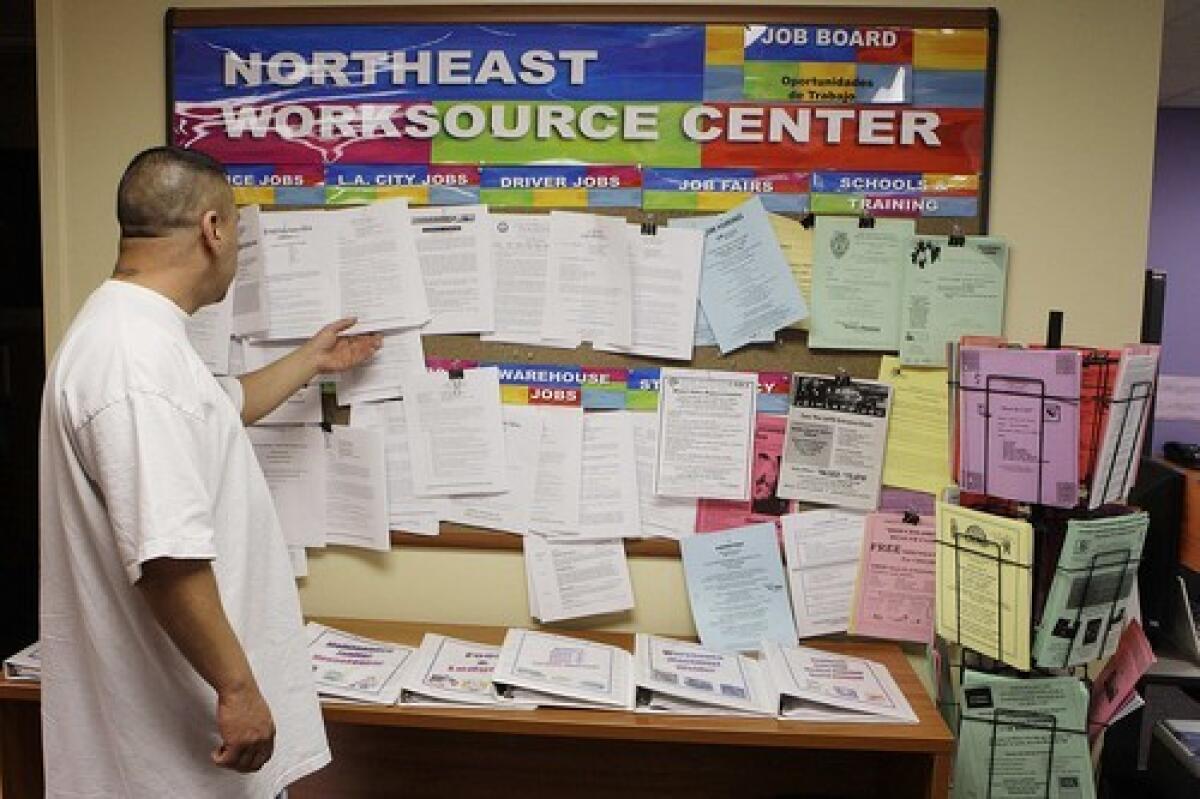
xmin=39 ymin=146 xmax=383 ymax=797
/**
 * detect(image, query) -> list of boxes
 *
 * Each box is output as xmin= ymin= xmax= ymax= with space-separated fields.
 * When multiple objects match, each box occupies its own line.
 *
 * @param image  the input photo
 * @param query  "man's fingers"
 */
xmin=323 ymin=317 xmax=358 ymax=337
xmin=236 ymin=744 xmax=261 ymax=773
xmin=212 ymin=742 xmax=240 ymax=768
xmin=248 ymin=741 xmax=274 ymax=772
xmin=212 ymin=740 xmax=272 ymax=773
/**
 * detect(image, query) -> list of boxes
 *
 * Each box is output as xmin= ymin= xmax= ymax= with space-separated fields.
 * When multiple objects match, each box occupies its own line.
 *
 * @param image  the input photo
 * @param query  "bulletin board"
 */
xmin=166 ymin=5 xmax=999 ymax=556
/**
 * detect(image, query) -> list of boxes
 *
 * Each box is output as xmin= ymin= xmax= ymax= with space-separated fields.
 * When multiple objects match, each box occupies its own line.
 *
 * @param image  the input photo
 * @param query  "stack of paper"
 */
xmin=3 ymin=642 xmax=40 ymax=681
xmin=1088 ymin=345 xmax=1160 ymax=508
xmin=305 ymin=622 xmax=415 ymax=706
xmin=491 ymin=629 xmax=635 ymax=710
xmin=524 ymin=536 xmax=635 ymax=623
xmin=954 ymin=671 xmax=1096 ymax=799
xmin=634 ymin=634 xmax=775 ymax=717
xmin=248 ymin=424 xmax=390 ymax=552
xmin=782 ymin=510 xmax=868 ymax=639
xmin=398 ymin=633 xmax=529 ymax=708
xmin=957 ymin=346 xmax=1082 ymax=508
xmin=934 ymin=502 xmax=1034 ymax=671
xmin=257 ymin=199 xmax=430 ymax=340
xmin=762 ymin=641 xmax=917 ymax=723
xmin=1088 ymin=620 xmax=1155 ymax=741
xmin=1033 ymin=511 xmax=1148 ymax=668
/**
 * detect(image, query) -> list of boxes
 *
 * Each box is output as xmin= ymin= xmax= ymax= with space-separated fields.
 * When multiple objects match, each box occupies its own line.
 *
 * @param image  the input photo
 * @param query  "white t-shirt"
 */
xmin=39 ymin=280 xmax=330 ymax=798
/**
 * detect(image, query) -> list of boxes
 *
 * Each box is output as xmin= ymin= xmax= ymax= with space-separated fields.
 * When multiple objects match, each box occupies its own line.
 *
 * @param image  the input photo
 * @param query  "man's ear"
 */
xmin=199 ymin=209 xmax=224 ymax=254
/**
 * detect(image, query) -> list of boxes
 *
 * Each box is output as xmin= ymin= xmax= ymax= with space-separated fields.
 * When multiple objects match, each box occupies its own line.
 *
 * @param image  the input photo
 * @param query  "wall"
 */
xmin=38 ymin=0 xmax=1164 ymax=635
xmin=1147 ymin=108 xmax=1200 ymax=451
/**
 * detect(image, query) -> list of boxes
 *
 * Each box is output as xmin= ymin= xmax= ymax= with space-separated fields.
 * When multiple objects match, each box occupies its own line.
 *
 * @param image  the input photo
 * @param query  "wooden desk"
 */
xmin=0 ymin=619 xmax=954 ymax=798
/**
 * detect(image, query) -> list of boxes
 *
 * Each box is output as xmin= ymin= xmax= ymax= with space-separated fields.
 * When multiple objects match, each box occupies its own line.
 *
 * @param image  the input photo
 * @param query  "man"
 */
xmin=39 ymin=146 xmax=382 ymax=796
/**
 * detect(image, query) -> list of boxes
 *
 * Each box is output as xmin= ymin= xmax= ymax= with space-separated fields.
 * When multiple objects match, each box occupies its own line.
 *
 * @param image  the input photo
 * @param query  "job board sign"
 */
xmin=168 ymin=10 xmax=995 ymax=220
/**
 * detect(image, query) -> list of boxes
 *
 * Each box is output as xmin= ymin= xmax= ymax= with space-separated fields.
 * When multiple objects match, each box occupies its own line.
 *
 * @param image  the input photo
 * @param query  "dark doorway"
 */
xmin=0 ymin=0 xmax=42 ymax=659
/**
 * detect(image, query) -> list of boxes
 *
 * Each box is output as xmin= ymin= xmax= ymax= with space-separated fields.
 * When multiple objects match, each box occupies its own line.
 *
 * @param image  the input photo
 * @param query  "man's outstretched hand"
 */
xmin=303 ymin=318 xmax=383 ymax=374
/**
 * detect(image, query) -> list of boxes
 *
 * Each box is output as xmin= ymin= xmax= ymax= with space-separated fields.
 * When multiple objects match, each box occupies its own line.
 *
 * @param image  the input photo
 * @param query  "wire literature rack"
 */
xmin=938 ymin=324 xmax=1156 ymax=797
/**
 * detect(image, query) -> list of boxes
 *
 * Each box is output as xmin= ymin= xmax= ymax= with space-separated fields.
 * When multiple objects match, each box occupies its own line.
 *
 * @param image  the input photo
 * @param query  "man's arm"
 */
xmin=237 ymin=318 xmax=382 ymax=425
xmin=137 ymin=557 xmax=275 ymax=773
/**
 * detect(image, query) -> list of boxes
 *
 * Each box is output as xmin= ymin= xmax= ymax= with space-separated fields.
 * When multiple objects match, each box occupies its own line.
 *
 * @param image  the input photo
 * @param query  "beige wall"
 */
xmin=38 ymin=0 xmax=1164 ymax=634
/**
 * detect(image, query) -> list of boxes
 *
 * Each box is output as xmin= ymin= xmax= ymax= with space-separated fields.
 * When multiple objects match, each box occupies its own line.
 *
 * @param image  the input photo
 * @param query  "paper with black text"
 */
xmin=655 ymin=368 xmax=756 ymax=501
xmin=350 ymin=400 xmax=441 ymax=536
xmin=542 ymin=211 xmax=632 ymax=347
xmin=574 ymin=411 xmax=641 ymax=539
xmin=491 ymin=628 xmax=635 ymax=710
xmin=594 ymin=225 xmax=702 ymax=361
xmin=405 ymin=366 xmax=507 ymax=496
xmin=260 ymin=209 xmax=339 ymax=340
xmin=676 ymin=198 xmax=807 ymax=354
xmin=778 ymin=373 xmax=892 ymax=511
xmin=324 ymin=425 xmax=390 ymax=551
xmin=440 ymin=404 xmax=543 ymax=536
xmin=524 ymin=536 xmax=635 ymax=622
xmin=782 ymin=510 xmax=868 ymax=639
xmin=680 ymin=523 xmax=798 ymax=653
xmin=332 ymin=328 xmax=426 ymax=406
xmin=257 ymin=384 xmax=323 ymax=426
xmin=527 ymin=406 xmax=585 ymax=538
xmin=330 ymin=199 xmax=430 ymax=334
xmin=411 ymin=205 xmax=494 ymax=334
xmin=634 ymin=634 xmax=776 ymax=717
xmin=247 ymin=425 xmax=327 ymax=548
xmin=629 ymin=412 xmax=697 ymax=539
xmin=231 ymin=204 xmax=269 ymax=337
xmin=483 ymin=214 xmax=571 ymax=348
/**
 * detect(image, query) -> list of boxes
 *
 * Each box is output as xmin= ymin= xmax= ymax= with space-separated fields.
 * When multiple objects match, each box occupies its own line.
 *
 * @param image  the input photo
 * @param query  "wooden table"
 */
xmin=0 ymin=619 xmax=954 ymax=798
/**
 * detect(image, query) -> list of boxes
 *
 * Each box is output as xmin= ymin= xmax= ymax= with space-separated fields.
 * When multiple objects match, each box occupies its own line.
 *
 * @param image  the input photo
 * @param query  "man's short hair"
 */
xmin=116 ymin=146 xmax=231 ymax=238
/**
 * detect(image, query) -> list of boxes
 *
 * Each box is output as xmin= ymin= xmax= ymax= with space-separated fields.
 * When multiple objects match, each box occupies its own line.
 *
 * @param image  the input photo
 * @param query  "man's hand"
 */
xmin=302 ymin=317 xmax=383 ymax=374
xmin=137 ymin=558 xmax=277 ymax=774
xmin=212 ymin=683 xmax=276 ymax=773
xmin=237 ymin=317 xmax=383 ymax=424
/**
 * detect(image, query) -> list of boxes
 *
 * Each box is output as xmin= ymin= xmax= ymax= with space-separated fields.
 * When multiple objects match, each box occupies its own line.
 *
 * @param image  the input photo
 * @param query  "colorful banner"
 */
xmin=171 ymin=19 xmax=991 ymax=221
xmin=643 ymin=168 xmax=808 ymax=213
xmin=479 ymin=165 xmax=640 ymax=209
xmin=492 ymin=363 xmax=582 ymax=407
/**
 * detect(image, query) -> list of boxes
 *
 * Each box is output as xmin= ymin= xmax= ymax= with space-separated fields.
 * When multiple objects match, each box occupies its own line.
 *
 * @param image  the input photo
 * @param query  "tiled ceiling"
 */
xmin=1161 ymin=0 xmax=1200 ymax=106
